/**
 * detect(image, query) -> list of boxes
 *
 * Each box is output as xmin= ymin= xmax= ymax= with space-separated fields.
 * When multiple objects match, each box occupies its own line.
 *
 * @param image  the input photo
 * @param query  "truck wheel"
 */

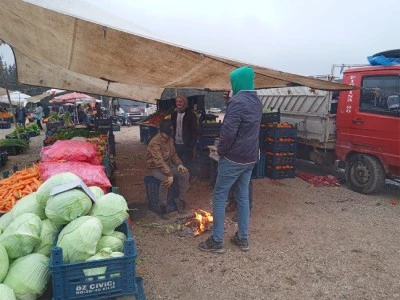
xmin=345 ymin=154 xmax=386 ymax=194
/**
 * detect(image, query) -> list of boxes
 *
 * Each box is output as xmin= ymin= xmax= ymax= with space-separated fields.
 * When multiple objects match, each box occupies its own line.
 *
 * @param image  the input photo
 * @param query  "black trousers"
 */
xmin=36 ymin=119 xmax=43 ymax=130
xmin=174 ymin=144 xmax=194 ymax=166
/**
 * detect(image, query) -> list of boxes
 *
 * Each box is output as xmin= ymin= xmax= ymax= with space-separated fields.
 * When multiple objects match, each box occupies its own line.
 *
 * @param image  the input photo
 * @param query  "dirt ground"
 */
xmin=1 ymin=124 xmax=400 ymax=300
xmin=113 ymin=126 xmax=400 ymax=300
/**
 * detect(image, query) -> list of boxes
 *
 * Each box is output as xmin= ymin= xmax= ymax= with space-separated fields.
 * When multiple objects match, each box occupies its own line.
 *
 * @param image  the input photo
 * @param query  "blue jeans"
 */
xmin=212 ymin=158 xmax=254 ymax=242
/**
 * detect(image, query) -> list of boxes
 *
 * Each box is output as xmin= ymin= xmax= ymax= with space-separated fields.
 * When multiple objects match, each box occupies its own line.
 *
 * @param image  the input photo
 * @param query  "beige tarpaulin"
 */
xmin=0 ymin=1 xmax=355 ymax=104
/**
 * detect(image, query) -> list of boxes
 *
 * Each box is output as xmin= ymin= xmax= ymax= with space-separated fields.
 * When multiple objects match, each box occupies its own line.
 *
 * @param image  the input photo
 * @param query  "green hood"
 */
xmin=230 ymin=66 xmax=255 ymax=95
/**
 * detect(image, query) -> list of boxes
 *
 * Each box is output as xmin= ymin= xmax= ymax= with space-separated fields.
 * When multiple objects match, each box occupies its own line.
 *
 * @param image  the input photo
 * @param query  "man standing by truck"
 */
xmin=198 ymin=66 xmax=262 ymax=253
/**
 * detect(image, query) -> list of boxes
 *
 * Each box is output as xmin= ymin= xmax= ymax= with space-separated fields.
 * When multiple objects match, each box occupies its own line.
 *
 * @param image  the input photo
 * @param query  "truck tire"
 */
xmin=345 ymin=154 xmax=386 ymax=194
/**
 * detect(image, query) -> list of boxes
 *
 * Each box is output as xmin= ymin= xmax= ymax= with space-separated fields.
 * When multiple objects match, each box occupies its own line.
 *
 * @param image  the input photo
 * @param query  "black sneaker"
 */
xmin=230 ymin=232 xmax=249 ymax=252
xmin=198 ymin=236 xmax=225 ymax=254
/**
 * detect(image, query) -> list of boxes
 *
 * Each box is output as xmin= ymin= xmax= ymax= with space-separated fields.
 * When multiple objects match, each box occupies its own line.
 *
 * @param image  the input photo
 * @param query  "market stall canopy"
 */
xmin=50 ymin=92 xmax=96 ymax=104
xmin=26 ymin=91 xmax=52 ymax=103
xmin=0 ymin=1 xmax=355 ymax=104
xmin=26 ymin=89 xmax=65 ymax=103
xmin=0 ymin=91 xmax=30 ymax=107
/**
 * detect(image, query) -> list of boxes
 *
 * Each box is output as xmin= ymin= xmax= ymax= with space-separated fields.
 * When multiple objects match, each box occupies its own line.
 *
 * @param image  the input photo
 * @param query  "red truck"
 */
xmin=259 ymin=64 xmax=400 ymax=194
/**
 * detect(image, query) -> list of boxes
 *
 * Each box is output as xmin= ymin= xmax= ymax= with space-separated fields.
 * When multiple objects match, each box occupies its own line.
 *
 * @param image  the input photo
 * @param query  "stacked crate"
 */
xmin=194 ymin=122 xmax=222 ymax=179
xmin=252 ymin=111 xmax=280 ymax=179
xmin=262 ymin=123 xmax=297 ymax=179
xmin=197 ymin=123 xmax=221 ymax=151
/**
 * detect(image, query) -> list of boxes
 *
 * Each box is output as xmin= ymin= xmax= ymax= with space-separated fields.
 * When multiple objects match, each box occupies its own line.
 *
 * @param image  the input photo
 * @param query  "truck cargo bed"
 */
xmin=258 ymin=87 xmax=336 ymax=149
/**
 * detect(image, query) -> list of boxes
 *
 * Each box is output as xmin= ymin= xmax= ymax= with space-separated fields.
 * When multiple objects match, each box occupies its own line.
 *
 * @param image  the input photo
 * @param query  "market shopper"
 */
xmin=33 ymin=103 xmax=44 ymax=131
xmin=94 ymin=102 xmax=102 ymax=120
xmin=170 ymin=95 xmax=198 ymax=170
xmin=58 ymin=105 xmax=64 ymax=118
xmin=15 ymin=105 xmax=27 ymax=127
xmin=146 ymin=119 xmax=190 ymax=220
xmin=198 ymin=66 xmax=262 ymax=253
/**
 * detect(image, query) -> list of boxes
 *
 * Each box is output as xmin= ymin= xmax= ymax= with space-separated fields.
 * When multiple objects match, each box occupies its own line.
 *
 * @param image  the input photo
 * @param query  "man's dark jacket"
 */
xmin=171 ymin=107 xmax=198 ymax=148
xmin=217 ymin=91 xmax=262 ymax=164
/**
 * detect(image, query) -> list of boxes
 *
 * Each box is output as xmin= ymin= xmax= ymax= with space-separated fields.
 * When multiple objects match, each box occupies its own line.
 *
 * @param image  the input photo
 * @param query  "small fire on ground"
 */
xmin=183 ymin=209 xmax=213 ymax=236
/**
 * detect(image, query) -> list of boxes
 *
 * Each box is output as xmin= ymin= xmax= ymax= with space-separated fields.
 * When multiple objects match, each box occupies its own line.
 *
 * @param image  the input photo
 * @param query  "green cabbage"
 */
xmin=57 ymin=216 xmax=103 ymax=263
xmin=33 ymin=219 xmax=59 ymax=257
xmin=0 ymin=213 xmax=41 ymax=259
xmin=45 ymin=189 xmax=92 ymax=226
xmin=36 ymin=172 xmax=81 ymax=209
xmin=84 ymin=248 xmax=124 ymax=278
xmin=10 ymin=192 xmax=46 ymax=220
xmin=3 ymin=253 xmax=49 ymax=300
xmin=0 ymin=284 xmax=16 ymax=300
xmin=0 ymin=244 xmax=9 ymax=283
xmin=89 ymin=186 xmax=104 ymax=200
xmin=96 ymin=231 xmax=126 ymax=253
xmin=90 ymin=193 xmax=129 ymax=235
xmin=0 ymin=213 xmax=12 ymax=234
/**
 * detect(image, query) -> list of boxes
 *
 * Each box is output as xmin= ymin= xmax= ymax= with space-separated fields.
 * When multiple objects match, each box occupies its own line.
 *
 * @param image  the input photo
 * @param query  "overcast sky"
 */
xmin=1 ymin=0 xmax=399 ymax=77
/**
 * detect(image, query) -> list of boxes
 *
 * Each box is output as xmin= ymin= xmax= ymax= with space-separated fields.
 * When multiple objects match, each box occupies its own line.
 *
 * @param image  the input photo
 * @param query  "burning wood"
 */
xmin=182 ymin=209 xmax=213 ymax=237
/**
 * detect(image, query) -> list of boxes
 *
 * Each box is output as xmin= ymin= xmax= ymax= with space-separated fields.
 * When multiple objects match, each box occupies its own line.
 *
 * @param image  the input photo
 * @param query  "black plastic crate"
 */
xmin=265 ymin=126 xmax=297 ymax=138
xmin=0 ymin=151 xmax=8 ymax=166
xmin=96 ymin=126 xmax=110 ymax=135
xmin=0 ymin=117 xmax=13 ymax=123
xmin=252 ymin=153 xmax=266 ymax=179
xmin=46 ymin=121 xmax=64 ymax=131
xmin=188 ymin=95 xmax=205 ymax=111
xmin=28 ymin=131 xmax=40 ymax=137
xmin=148 ymin=126 xmax=158 ymax=143
xmin=266 ymin=168 xmax=296 ymax=179
xmin=156 ymin=99 xmax=175 ymax=112
xmin=139 ymin=124 xmax=148 ymax=144
xmin=144 ymin=176 xmax=178 ymax=214
xmin=50 ymin=220 xmax=142 ymax=300
xmin=261 ymin=111 xmax=280 ymax=123
xmin=263 ymin=141 xmax=297 ymax=152
xmin=0 ymin=122 xmax=11 ymax=129
xmin=140 ymin=125 xmax=158 ymax=145
xmin=0 ymin=146 xmax=19 ymax=156
xmin=197 ymin=137 xmax=216 ymax=151
xmin=6 ymin=133 xmax=30 ymax=141
xmin=199 ymin=123 xmax=221 ymax=137
xmin=112 ymin=124 xmax=120 ymax=132
xmin=94 ymin=118 xmax=112 ymax=127
xmin=266 ymin=153 xmax=296 ymax=165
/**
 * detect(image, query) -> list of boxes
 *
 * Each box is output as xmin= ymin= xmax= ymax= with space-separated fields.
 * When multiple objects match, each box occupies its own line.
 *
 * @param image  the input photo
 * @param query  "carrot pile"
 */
xmin=0 ymin=164 xmax=43 ymax=213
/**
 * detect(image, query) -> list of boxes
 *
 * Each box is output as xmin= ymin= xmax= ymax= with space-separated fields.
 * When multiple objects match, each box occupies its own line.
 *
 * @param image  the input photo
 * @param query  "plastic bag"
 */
xmin=367 ymin=55 xmax=400 ymax=66
xmin=25 ymin=117 xmax=30 ymax=126
xmin=40 ymin=140 xmax=101 ymax=165
xmin=39 ymin=161 xmax=111 ymax=188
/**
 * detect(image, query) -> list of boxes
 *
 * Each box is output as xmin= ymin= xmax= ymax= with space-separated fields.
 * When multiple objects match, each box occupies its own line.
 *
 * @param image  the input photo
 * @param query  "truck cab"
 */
xmin=336 ymin=66 xmax=400 ymax=193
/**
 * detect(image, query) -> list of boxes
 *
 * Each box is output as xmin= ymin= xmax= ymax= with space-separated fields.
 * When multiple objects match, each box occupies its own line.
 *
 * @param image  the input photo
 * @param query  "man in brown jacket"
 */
xmin=146 ymin=120 xmax=190 ymax=219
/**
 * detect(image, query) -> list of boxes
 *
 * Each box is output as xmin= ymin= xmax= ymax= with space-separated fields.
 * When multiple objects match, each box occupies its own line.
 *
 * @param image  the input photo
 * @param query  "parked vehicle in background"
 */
xmin=116 ymin=99 xmax=151 ymax=124
xmin=259 ymin=64 xmax=400 ymax=194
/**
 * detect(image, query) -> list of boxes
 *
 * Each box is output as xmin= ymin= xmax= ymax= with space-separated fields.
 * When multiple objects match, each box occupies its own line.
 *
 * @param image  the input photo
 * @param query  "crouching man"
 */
xmin=146 ymin=119 xmax=190 ymax=219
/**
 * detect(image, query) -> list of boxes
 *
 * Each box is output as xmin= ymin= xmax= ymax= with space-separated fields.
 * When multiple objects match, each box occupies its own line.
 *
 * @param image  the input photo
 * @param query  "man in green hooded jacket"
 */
xmin=198 ymin=66 xmax=262 ymax=253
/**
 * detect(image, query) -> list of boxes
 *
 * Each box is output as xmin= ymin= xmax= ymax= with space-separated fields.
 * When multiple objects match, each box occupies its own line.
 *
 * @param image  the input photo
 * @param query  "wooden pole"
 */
xmin=0 ymin=53 xmax=20 ymax=139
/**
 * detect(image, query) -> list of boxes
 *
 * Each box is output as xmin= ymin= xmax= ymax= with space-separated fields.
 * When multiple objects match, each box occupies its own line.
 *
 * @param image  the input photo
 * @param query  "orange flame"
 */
xmin=193 ymin=210 xmax=213 ymax=236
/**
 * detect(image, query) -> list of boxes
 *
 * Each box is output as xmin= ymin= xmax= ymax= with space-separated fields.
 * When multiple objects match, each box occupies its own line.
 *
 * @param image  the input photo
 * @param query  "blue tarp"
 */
xmin=367 ymin=55 xmax=400 ymax=66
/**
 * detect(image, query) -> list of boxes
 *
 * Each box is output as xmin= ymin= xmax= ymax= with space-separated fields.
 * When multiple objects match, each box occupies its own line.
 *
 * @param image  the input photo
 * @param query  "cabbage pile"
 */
xmin=0 ymin=172 xmax=129 ymax=299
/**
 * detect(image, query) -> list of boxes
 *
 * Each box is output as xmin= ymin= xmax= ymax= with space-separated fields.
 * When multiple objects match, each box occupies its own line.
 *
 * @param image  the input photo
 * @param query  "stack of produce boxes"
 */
xmin=263 ymin=121 xmax=297 ymax=179
xmin=252 ymin=111 xmax=280 ymax=179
